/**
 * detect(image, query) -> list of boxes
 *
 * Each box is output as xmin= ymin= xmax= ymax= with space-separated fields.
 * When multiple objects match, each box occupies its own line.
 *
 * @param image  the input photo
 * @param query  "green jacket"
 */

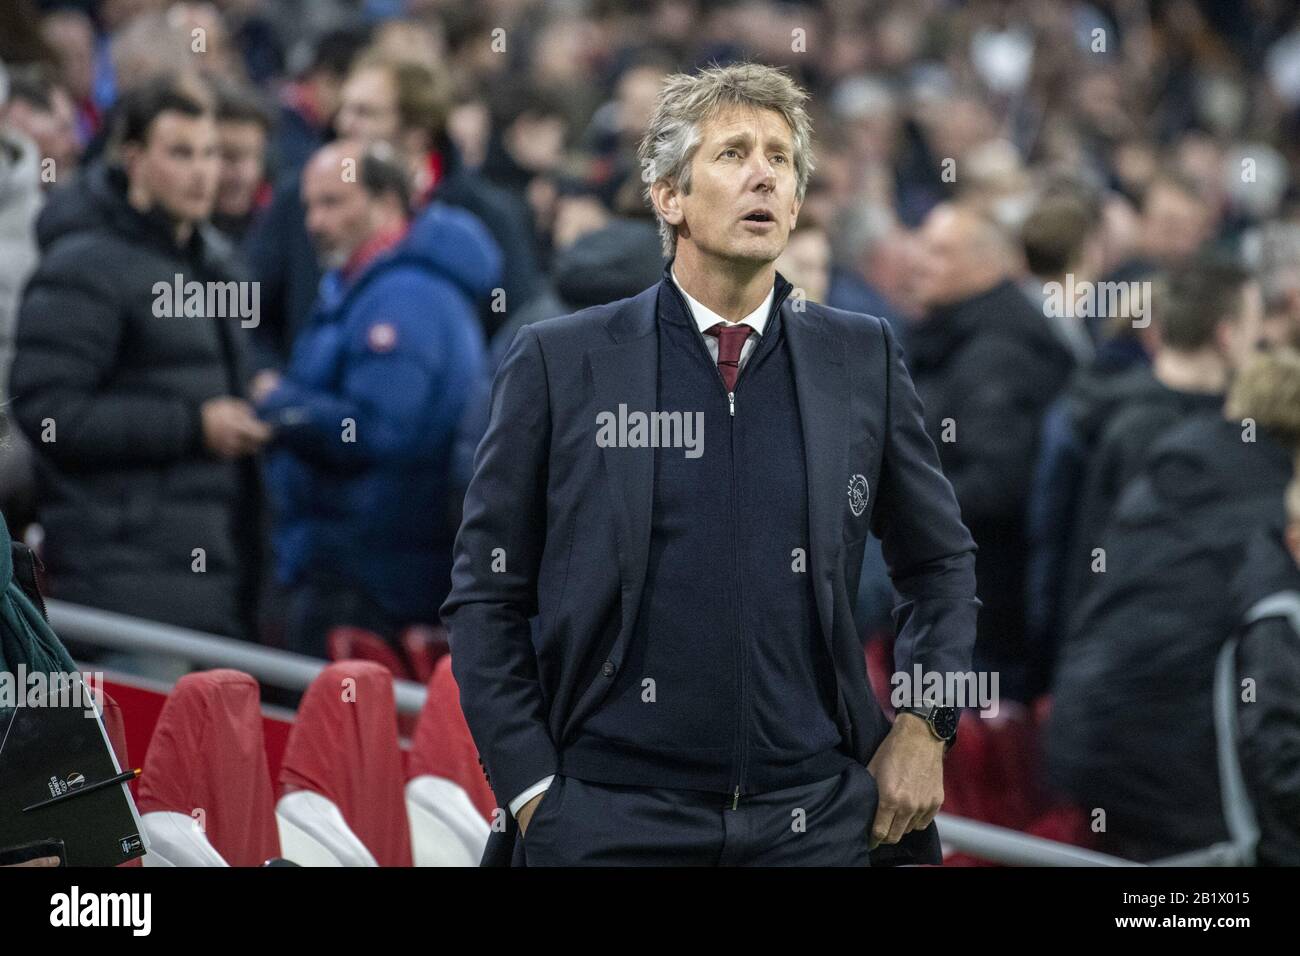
xmin=0 ymin=517 xmax=77 ymax=682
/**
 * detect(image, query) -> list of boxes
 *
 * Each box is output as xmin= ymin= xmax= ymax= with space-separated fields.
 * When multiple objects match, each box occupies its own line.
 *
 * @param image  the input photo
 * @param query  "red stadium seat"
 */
xmin=100 ymin=692 xmax=129 ymax=775
xmin=99 ymin=693 xmax=142 ymax=868
xmin=399 ymin=624 xmax=450 ymax=684
xmin=942 ymin=702 xmax=1097 ymax=864
xmin=864 ymin=631 xmax=896 ymax=712
xmin=136 ymin=670 xmax=280 ymax=867
xmin=328 ymin=625 xmax=411 ymax=679
xmin=405 ymin=655 xmax=493 ymax=865
xmin=408 ymin=655 xmax=496 ymax=821
xmin=277 ymin=661 xmax=412 ymax=866
xmin=101 ymin=677 xmax=169 ymax=776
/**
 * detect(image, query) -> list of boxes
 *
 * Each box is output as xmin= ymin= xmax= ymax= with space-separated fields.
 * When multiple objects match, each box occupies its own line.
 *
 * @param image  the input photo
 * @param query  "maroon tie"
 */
xmin=705 ymin=322 xmax=754 ymax=392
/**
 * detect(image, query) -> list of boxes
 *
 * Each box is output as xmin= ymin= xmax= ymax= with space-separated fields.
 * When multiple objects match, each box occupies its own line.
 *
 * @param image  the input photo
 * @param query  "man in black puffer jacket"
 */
xmin=1042 ymin=261 xmax=1262 ymax=664
xmin=1046 ymin=350 xmax=1300 ymax=861
xmin=1230 ymin=471 xmax=1300 ymax=867
xmin=10 ymin=77 xmax=268 ymax=641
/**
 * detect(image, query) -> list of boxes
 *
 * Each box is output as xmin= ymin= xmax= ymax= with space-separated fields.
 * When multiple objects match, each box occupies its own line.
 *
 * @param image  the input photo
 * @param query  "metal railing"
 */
xmin=46 ymin=599 xmax=428 ymax=715
xmin=42 ymin=599 xmax=1156 ymax=866
xmin=934 ymin=814 xmax=1140 ymax=866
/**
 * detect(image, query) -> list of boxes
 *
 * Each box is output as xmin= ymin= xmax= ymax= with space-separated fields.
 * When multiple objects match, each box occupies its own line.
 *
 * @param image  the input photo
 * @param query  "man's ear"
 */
xmin=651 ymin=179 xmax=684 ymax=226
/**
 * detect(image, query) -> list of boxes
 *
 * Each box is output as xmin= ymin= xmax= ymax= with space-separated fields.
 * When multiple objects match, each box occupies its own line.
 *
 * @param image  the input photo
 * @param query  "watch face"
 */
xmin=932 ymin=707 xmax=958 ymax=740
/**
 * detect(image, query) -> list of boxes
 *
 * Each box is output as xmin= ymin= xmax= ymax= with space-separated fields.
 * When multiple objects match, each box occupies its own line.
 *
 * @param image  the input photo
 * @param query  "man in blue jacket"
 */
xmin=442 ymin=64 xmax=979 ymax=867
xmin=256 ymin=139 xmax=498 ymax=658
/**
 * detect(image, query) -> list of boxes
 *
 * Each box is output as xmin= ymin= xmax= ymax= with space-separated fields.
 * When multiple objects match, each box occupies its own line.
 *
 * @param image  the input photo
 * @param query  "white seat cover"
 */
xmin=405 ymin=775 xmax=490 ymax=866
xmin=275 ymin=790 xmax=378 ymax=867
xmin=140 ymin=811 xmax=229 ymax=867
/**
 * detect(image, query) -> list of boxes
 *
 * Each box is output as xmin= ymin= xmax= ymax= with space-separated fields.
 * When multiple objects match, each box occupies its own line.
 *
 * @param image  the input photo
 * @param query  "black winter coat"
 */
xmin=1061 ymin=367 xmax=1223 ymax=622
xmin=906 ymin=279 xmax=1075 ymax=701
xmin=11 ymin=162 xmax=259 ymax=638
xmin=1232 ymin=527 xmax=1300 ymax=866
xmin=1046 ymin=415 xmax=1294 ymax=859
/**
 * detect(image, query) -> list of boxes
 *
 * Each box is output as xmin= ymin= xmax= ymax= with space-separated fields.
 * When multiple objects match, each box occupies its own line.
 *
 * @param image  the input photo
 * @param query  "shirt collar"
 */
xmin=671 ymin=265 xmax=775 ymax=337
xmin=340 ymin=220 xmax=410 ymax=283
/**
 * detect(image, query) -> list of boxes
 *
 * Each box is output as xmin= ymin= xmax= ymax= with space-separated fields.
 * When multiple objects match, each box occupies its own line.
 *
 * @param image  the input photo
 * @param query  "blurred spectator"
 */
xmin=1102 ymin=171 xmax=1218 ymax=305
xmin=208 ymin=75 xmax=272 ymax=241
xmin=481 ymin=80 xmax=571 ymax=266
xmin=1247 ymin=221 xmax=1300 ymax=351
xmin=217 ymin=0 xmax=287 ymax=85
xmin=247 ymin=49 xmax=539 ymax=373
xmin=906 ymin=200 xmax=1076 ymax=702
xmin=489 ymin=194 xmax=662 ymax=370
xmin=369 ymin=16 xmax=447 ymax=73
xmin=1136 ymin=172 xmax=1219 ymax=270
xmin=10 ymin=75 xmax=267 ymax=642
xmin=108 ymin=9 xmax=207 ymax=97
xmin=38 ymin=8 xmax=101 ymax=144
xmin=254 ymin=140 xmax=495 ymax=658
xmin=335 ymin=51 xmax=540 ymax=319
xmin=579 ymin=53 xmax=674 ymax=190
xmin=274 ymin=25 xmax=368 ymax=173
xmin=0 ymin=62 xmax=81 ymax=185
xmin=70 ymin=8 xmax=213 ymax=165
xmin=0 ymin=60 xmax=45 ymax=529
xmin=1230 ymin=460 xmax=1300 ymax=866
xmin=1027 ymin=259 xmax=1265 ymax=684
xmin=1047 ymin=349 xmax=1300 ymax=862
xmin=824 ymin=199 xmax=908 ymax=329
xmin=166 ymin=3 xmax=242 ymax=79
xmin=775 ymin=207 xmax=831 ymax=305
xmin=1019 ymin=187 xmax=1106 ymax=363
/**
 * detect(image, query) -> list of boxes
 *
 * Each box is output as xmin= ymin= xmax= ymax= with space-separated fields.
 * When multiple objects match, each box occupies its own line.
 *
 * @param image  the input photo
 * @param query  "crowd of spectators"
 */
xmin=1 ymin=0 xmax=1299 ymax=864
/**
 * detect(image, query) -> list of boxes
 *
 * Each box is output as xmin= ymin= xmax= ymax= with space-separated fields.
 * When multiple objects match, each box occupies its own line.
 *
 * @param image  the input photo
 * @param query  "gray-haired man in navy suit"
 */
xmin=441 ymin=62 xmax=980 ymax=866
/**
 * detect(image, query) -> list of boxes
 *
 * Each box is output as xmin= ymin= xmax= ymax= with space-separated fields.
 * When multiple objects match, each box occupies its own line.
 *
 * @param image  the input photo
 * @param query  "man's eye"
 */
xmin=722 ymin=148 xmax=739 ymax=158
xmin=772 ymin=154 xmax=788 ymax=164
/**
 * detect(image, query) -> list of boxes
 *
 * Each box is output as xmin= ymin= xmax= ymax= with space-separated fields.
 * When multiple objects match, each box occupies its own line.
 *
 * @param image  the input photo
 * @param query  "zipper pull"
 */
xmin=732 ymin=785 xmax=740 ymax=810
xmin=728 ymin=391 xmax=735 ymax=417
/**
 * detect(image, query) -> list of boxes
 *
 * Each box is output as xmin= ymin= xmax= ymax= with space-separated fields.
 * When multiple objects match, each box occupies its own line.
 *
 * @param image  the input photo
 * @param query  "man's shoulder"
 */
xmin=802 ymin=300 xmax=888 ymax=331
xmin=797 ymin=300 xmax=893 ymax=351
xmin=519 ymin=284 xmax=660 ymax=350
xmin=32 ymin=227 xmax=130 ymax=291
xmin=504 ymin=288 xmax=892 ymax=358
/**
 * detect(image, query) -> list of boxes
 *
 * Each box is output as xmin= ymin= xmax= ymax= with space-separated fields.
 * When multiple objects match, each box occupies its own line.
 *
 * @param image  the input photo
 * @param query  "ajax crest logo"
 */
xmin=847 ymin=474 xmax=870 ymax=517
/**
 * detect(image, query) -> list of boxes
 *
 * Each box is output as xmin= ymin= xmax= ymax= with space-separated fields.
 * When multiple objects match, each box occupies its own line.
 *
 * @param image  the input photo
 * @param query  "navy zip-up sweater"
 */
xmin=561 ymin=277 xmax=853 ymax=797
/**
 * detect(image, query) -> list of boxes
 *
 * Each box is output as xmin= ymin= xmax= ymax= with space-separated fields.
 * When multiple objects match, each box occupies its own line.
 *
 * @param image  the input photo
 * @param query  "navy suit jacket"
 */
xmin=440 ymin=269 xmax=980 ymax=866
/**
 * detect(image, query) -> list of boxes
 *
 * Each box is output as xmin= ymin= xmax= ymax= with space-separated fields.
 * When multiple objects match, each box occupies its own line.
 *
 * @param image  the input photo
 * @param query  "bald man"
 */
xmin=254 ymin=139 xmax=495 ymax=658
xmin=906 ymin=202 xmax=1076 ymax=703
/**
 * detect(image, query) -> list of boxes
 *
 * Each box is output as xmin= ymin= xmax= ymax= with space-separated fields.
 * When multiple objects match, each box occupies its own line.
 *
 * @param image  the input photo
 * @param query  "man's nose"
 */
xmin=750 ymin=156 xmax=776 ymax=192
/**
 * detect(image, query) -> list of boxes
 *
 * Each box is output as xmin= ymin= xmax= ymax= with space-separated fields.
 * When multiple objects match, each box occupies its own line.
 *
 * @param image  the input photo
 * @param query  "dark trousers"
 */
xmin=519 ymin=761 xmax=880 ymax=866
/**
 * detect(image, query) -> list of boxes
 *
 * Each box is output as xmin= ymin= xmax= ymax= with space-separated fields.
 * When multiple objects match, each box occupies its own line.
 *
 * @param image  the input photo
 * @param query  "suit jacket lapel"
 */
xmin=587 ymin=285 xmax=659 ymax=649
xmin=585 ymin=281 xmax=848 ymax=661
xmin=784 ymin=303 xmax=849 ymax=657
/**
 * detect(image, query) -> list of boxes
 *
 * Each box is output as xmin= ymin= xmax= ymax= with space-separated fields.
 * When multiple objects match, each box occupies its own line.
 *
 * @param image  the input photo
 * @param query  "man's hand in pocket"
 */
xmin=517 ymin=790 xmax=546 ymax=836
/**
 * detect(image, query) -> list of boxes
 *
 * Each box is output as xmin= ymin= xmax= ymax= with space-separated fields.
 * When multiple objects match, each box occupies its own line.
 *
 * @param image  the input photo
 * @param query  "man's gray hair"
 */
xmin=637 ymin=62 xmax=816 ymax=258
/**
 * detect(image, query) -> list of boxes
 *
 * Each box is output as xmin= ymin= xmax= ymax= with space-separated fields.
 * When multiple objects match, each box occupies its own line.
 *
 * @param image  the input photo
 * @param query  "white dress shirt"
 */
xmin=673 ymin=266 xmax=775 ymax=374
xmin=507 ymin=269 xmax=779 ymax=819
